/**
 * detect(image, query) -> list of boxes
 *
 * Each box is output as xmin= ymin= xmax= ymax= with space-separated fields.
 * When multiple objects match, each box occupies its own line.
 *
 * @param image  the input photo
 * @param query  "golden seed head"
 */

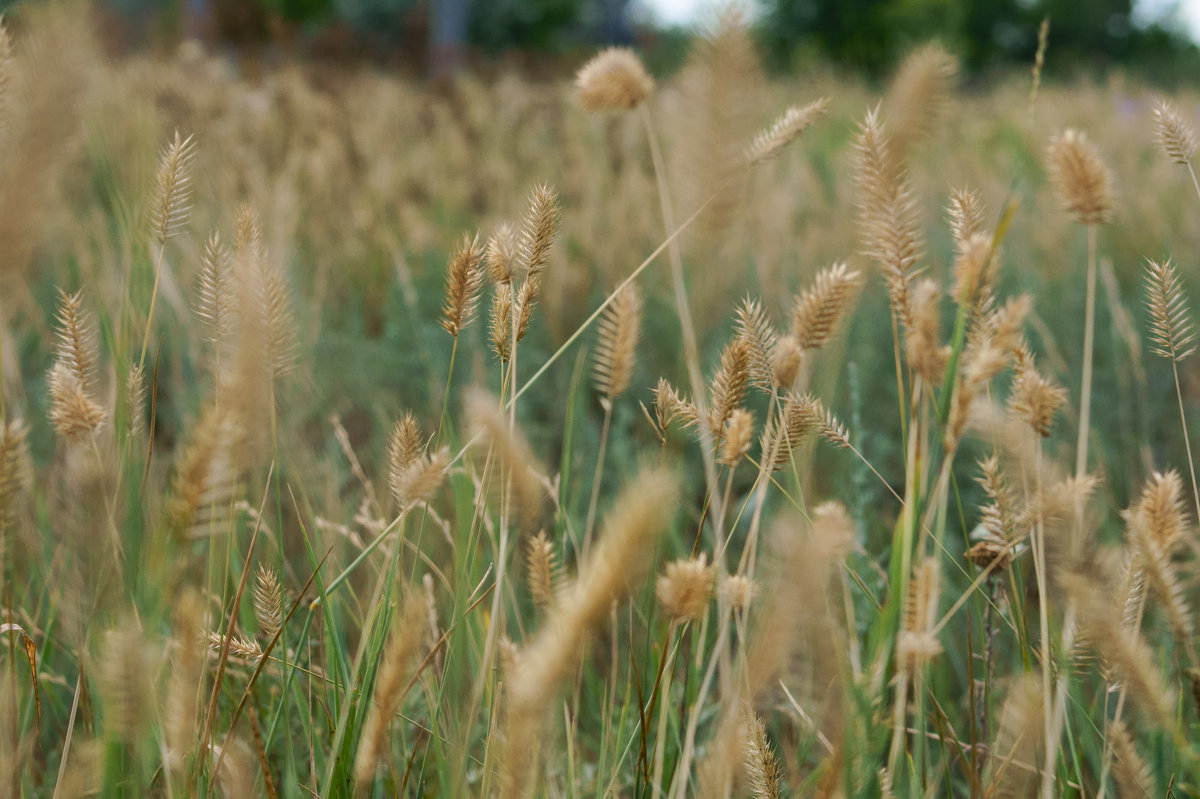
xmin=656 ymin=553 xmax=715 ymax=622
xmin=575 ymin=47 xmax=654 ymax=112
xmin=486 ymin=222 xmax=518 ymax=285
xmin=771 ymin=334 xmax=802 ymax=390
xmin=1047 ymin=128 xmax=1113 ymax=226
xmin=719 ymin=574 xmax=757 ymax=611
xmin=719 ymin=408 xmax=754 ymax=466
xmin=1154 ymin=98 xmax=1197 ymax=166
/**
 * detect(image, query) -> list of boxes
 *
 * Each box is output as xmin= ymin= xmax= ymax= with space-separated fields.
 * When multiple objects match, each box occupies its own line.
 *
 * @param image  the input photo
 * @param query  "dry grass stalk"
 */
xmin=1047 ymin=129 xmax=1113 ymax=227
xmin=792 ymin=262 xmax=863 ymax=351
xmin=0 ymin=18 xmax=12 ymax=135
xmin=969 ymin=455 xmax=1021 ymax=571
xmin=884 ymin=43 xmax=958 ymax=169
xmin=856 ymin=107 xmax=921 ymax=328
xmin=719 ymin=408 xmax=754 ymax=466
xmin=440 ymin=232 xmax=485 ymax=337
xmin=898 ymin=558 xmax=942 ymax=670
xmin=206 ymin=630 xmax=263 ymax=661
xmin=54 ymin=289 xmax=95 ymax=392
xmin=1108 ymin=720 xmax=1154 ymax=799
xmin=354 ymin=594 xmax=424 ymax=788
xmin=1144 ymin=258 xmax=1196 ymax=362
xmin=593 ymin=284 xmax=642 ymax=399
xmin=741 ymin=710 xmax=783 ymax=799
xmin=465 ymin=388 xmax=546 ymax=526
xmin=151 ymin=130 xmax=198 ymax=245
xmin=165 ymin=590 xmax=204 ymax=773
xmin=1153 ymin=98 xmax=1197 ymax=166
xmin=656 ymin=553 xmax=715 ymax=623
xmin=575 ymin=47 xmax=654 ymax=112
xmin=0 ymin=418 xmax=29 ymax=534
xmin=169 ymin=405 xmax=239 ymax=535
xmin=101 ymin=622 xmax=151 ymax=743
xmin=526 ymin=530 xmax=560 ymax=611
xmin=989 ymin=674 xmax=1043 ymax=798
xmin=500 ymin=469 xmax=677 ymax=798
xmin=253 ymin=564 xmax=283 ymax=643
xmin=745 ymin=97 xmax=830 ymax=164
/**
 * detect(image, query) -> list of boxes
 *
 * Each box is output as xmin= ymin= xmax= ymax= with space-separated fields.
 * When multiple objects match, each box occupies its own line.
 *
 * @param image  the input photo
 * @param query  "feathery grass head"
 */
xmin=745 ymin=97 xmax=829 ymax=164
xmin=526 ymin=530 xmax=561 ymax=611
xmin=486 ymin=222 xmax=518 ymax=285
xmin=1144 ymin=258 xmax=1196 ymax=362
xmin=391 ymin=447 xmax=449 ymax=511
xmin=733 ymin=297 xmax=778 ymax=392
xmin=707 ymin=336 xmax=752 ymax=437
xmin=593 ymin=284 xmax=642 ymax=399
xmin=197 ymin=230 xmax=234 ymax=348
xmin=947 ymin=187 xmax=984 ymax=253
xmin=741 ymin=710 xmax=783 ymax=799
xmin=253 ymin=564 xmax=283 ymax=643
xmin=719 ymin=408 xmax=754 ymax=466
xmin=440 ymin=232 xmax=485 ymax=337
xmin=151 ymin=130 xmax=197 ymax=245
xmin=720 ymin=574 xmax=757 ymax=611
xmin=575 ymin=47 xmax=654 ymax=112
xmin=898 ymin=558 xmax=943 ymax=670
xmin=906 ymin=278 xmax=948 ymax=384
xmin=1153 ymin=98 xmax=1196 ymax=166
xmin=1007 ymin=346 xmax=1067 ymax=437
xmin=792 ymin=262 xmax=863 ymax=351
xmin=885 ymin=42 xmax=958 ymax=168
xmin=48 ymin=360 xmax=104 ymax=444
xmin=517 ymin=183 xmax=560 ymax=284
xmin=656 ymin=553 xmax=715 ymax=622
xmin=490 ymin=284 xmax=514 ymax=363
xmin=1047 ymin=128 xmax=1113 ymax=226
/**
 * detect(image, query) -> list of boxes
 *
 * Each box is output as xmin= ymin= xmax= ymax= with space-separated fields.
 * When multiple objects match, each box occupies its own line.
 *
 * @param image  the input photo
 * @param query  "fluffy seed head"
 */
xmin=1144 ymin=258 xmax=1196 ymax=362
xmin=440 ymin=233 xmax=485 ymax=337
xmin=1047 ymin=128 xmax=1113 ymax=226
xmin=593 ymin=285 xmax=642 ymax=398
xmin=1007 ymin=347 xmax=1067 ymax=437
xmin=745 ymin=97 xmax=830 ymax=164
xmin=720 ymin=574 xmax=757 ymax=610
xmin=791 ymin=262 xmax=863 ymax=351
xmin=486 ymin=222 xmax=518 ymax=285
xmin=575 ymin=47 xmax=654 ymax=112
xmin=657 ymin=553 xmax=715 ymax=622
xmin=152 ymin=130 xmax=198 ymax=244
xmin=771 ymin=334 xmax=802 ymax=390
xmin=719 ymin=408 xmax=754 ymax=466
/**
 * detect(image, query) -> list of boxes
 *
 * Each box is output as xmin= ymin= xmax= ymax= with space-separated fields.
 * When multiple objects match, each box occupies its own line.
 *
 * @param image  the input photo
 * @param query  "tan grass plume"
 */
xmin=440 ymin=232 xmax=485 ymax=337
xmin=575 ymin=47 xmax=654 ymax=112
xmin=593 ymin=284 xmax=642 ymax=399
xmin=1047 ymin=129 xmax=1113 ymax=226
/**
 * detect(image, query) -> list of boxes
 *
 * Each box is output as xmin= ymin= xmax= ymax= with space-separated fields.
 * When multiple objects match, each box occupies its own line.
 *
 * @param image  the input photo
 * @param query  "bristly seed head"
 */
xmin=440 ymin=232 xmax=485 ymax=337
xmin=1047 ymin=128 xmax=1113 ymax=226
xmin=1154 ymin=98 xmax=1197 ymax=166
xmin=656 ymin=553 xmax=715 ymax=622
xmin=575 ymin=47 xmax=654 ymax=112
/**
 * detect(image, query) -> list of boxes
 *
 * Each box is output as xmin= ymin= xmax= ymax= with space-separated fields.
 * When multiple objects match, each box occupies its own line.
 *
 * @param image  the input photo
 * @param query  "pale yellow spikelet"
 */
xmin=1007 ymin=346 xmax=1067 ymax=437
xmin=440 ymin=232 xmax=485 ymax=337
xmin=1143 ymin=258 xmax=1196 ymax=362
xmin=952 ymin=232 xmax=993 ymax=309
xmin=1153 ymin=98 xmax=1196 ymax=166
xmin=720 ymin=574 xmax=757 ymax=611
xmin=989 ymin=674 xmax=1043 ymax=798
xmin=486 ymin=222 xmax=518 ymax=285
xmin=54 ymin=289 xmax=95 ymax=390
xmin=101 ymin=622 xmax=152 ymax=743
xmin=885 ymin=43 xmax=958 ymax=168
xmin=125 ymin=365 xmax=147 ymax=438
xmin=151 ymin=130 xmax=198 ymax=245
xmin=707 ymin=336 xmax=752 ymax=438
xmin=392 ymin=447 xmax=450 ymax=511
xmin=517 ymin=183 xmax=560 ymax=284
xmin=47 ymin=361 xmax=105 ymax=444
xmin=898 ymin=558 xmax=943 ymax=670
xmin=652 ymin=377 xmax=698 ymax=433
xmin=575 ymin=47 xmax=654 ymax=112
xmin=947 ymin=187 xmax=985 ymax=253
xmin=165 ymin=589 xmax=204 ymax=773
xmin=593 ymin=284 xmax=642 ymax=399
xmin=515 ymin=278 xmax=537 ymax=343
xmin=771 ymin=334 xmax=802 ymax=391
xmin=526 ymin=530 xmax=560 ymax=611
xmin=792 ymin=262 xmax=863 ymax=351
xmin=1047 ymin=129 xmax=1113 ymax=226
xmin=490 ymin=284 xmax=515 ymax=363
xmin=0 ymin=418 xmax=29 ymax=533
xmin=1028 ymin=18 xmax=1049 ymax=120
xmin=734 ymin=297 xmax=778 ymax=392
xmin=169 ymin=405 xmax=239 ymax=536
xmin=1108 ymin=719 xmax=1154 ymax=799
xmin=197 ymin=231 xmax=234 ymax=349
xmin=906 ymin=278 xmax=948 ymax=384
xmin=745 ymin=97 xmax=830 ymax=164
xmin=465 ymin=388 xmax=546 ymax=526
xmin=856 ymin=106 xmax=921 ymax=327
xmin=656 ymin=553 xmax=715 ymax=622
xmin=719 ymin=408 xmax=754 ymax=466
xmin=759 ymin=391 xmax=821 ymax=471
xmin=253 ymin=564 xmax=283 ymax=643
xmin=0 ymin=17 xmax=13 ymax=135
xmin=811 ymin=500 xmax=855 ymax=561
xmin=741 ymin=710 xmax=783 ymax=799
xmin=1127 ymin=469 xmax=1188 ymax=554
xmin=354 ymin=594 xmax=424 ymax=788
xmin=387 ymin=412 xmax=423 ymax=477
xmin=234 ymin=202 xmax=264 ymax=259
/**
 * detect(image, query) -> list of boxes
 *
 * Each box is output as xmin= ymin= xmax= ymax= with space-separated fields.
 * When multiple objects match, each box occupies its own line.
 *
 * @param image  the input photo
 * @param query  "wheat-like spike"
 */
xmin=393 ymin=447 xmax=450 ymax=511
xmin=387 ymin=412 xmax=423 ymax=489
xmin=465 ymin=389 xmax=545 ymax=527
xmin=101 ymin=623 xmax=152 ymax=743
xmin=152 ymin=130 xmax=198 ymax=245
xmin=235 ymin=203 xmax=264 ymax=259
xmin=490 ymin=285 xmax=514 ymax=363
xmin=0 ymin=418 xmax=29 ymax=534
xmin=47 ymin=362 xmax=105 ymax=444
xmin=855 ymin=106 xmax=921 ymax=328
xmin=989 ymin=675 xmax=1043 ymax=798
xmin=707 ymin=336 xmax=752 ymax=438
xmin=126 ymin=365 xmax=147 ymax=437
xmin=656 ymin=553 xmax=715 ymax=622
xmin=593 ymin=284 xmax=642 ymax=398
xmin=745 ymin=97 xmax=830 ymax=164
xmin=206 ymin=630 xmax=264 ymax=661
xmin=516 ymin=277 xmax=538 ymax=343
xmin=719 ymin=408 xmax=755 ymax=466
xmin=653 ymin=378 xmax=698 ymax=432
xmin=759 ymin=391 xmax=822 ymax=471
xmin=527 ymin=530 xmax=560 ymax=611
xmin=1108 ymin=720 xmax=1154 ymax=799
xmin=733 ymin=297 xmax=778 ymax=392
xmin=947 ymin=187 xmax=985 ymax=253
xmin=898 ymin=557 xmax=943 ymax=670
xmin=440 ymin=232 xmax=486 ymax=337
xmin=197 ymin=231 xmax=234 ymax=347
xmin=255 ymin=255 xmax=298 ymax=379
xmin=792 ymin=262 xmax=864 ymax=351
xmin=1047 ymin=129 xmax=1114 ymax=226
xmin=1143 ymin=258 xmax=1196 ymax=362
xmin=885 ymin=43 xmax=958 ymax=169
xmin=169 ymin=406 xmax=239 ymax=536
xmin=741 ymin=711 xmax=783 ymax=799
xmin=905 ymin=278 xmax=948 ymax=384
xmin=1153 ymin=98 xmax=1197 ymax=166
xmin=517 ymin=183 xmax=560 ymax=283
xmin=486 ymin=222 xmax=518 ymax=285
xmin=1007 ymin=347 xmax=1067 ymax=438
xmin=253 ymin=564 xmax=283 ymax=643
xmin=1128 ymin=469 xmax=1188 ymax=553
xmin=0 ymin=17 xmax=14 ymax=137
xmin=54 ymin=288 xmax=94 ymax=390
xmin=976 ymin=455 xmax=1016 ymax=541
xmin=165 ymin=590 xmax=204 ymax=773
xmin=811 ymin=397 xmax=852 ymax=448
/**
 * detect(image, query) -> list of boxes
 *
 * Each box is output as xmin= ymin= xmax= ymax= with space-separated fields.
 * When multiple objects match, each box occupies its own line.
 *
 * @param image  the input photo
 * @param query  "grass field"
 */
xmin=5 ymin=4 xmax=1200 ymax=797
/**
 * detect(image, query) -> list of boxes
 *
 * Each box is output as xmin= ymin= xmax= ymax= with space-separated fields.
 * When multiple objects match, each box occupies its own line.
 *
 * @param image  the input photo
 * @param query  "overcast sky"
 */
xmin=639 ymin=0 xmax=1200 ymax=43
